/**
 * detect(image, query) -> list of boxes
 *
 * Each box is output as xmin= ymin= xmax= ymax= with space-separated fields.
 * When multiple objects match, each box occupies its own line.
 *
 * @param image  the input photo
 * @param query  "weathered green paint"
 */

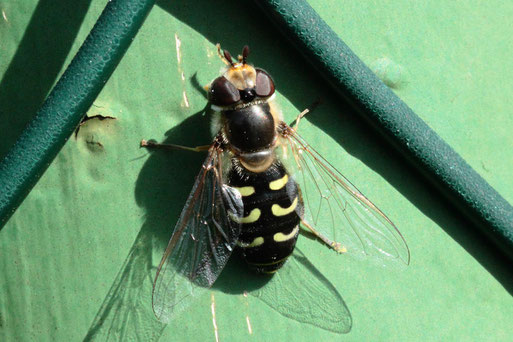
xmin=1 ymin=0 xmax=513 ymax=341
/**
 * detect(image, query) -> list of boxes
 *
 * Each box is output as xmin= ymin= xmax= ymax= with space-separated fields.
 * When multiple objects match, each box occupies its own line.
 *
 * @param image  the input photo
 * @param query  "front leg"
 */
xmin=140 ymin=132 xmax=226 ymax=153
xmin=140 ymin=140 xmax=210 ymax=153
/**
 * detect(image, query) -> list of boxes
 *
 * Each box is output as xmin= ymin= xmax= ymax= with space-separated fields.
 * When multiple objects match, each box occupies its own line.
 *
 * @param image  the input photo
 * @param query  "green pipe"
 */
xmin=0 ymin=0 xmax=156 ymax=227
xmin=254 ymin=0 xmax=513 ymax=260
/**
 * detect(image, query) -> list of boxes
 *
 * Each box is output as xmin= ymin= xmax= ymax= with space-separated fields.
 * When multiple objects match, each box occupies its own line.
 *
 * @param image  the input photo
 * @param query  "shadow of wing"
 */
xmin=84 ymin=225 xmax=166 ymax=341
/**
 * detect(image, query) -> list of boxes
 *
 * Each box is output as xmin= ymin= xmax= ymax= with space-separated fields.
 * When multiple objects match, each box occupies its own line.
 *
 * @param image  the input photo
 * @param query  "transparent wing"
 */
xmin=152 ymin=145 xmax=243 ymax=322
xmin=280 ymin=123 xmax=410 ymax=265
xmin=250 ymin=248 xmax=352 ymax=334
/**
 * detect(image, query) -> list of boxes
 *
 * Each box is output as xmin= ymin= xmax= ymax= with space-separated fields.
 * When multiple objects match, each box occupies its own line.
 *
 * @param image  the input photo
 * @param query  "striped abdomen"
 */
xmin=228 ymin=160 xmax=303 ymax=273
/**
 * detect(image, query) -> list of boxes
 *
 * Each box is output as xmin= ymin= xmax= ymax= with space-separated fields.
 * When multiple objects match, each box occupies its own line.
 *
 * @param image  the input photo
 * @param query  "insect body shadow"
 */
xmin=83 ymin=109 xmax=209 ymax=340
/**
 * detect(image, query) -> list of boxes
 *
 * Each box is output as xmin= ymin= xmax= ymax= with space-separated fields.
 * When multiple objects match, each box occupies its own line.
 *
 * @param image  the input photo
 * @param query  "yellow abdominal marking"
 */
xmin=262 ymin=269 xmax=278 ymax=274
xmin=249 ymin=257 xmax=286 ymax=266
xmin=237 ymin=237 xmax=264 ymax=248
xmin=233 ymin=186 xmax=255 ymax=197
xmin=269 ymin=174 xmax=288 ymax=190
xmin=271 ymin=197 xmax=298 ymax=217
xmin=273 ymin=225 xmax=299 ymax=242
xmin=230 ymin=208 xmax=261 ymax=224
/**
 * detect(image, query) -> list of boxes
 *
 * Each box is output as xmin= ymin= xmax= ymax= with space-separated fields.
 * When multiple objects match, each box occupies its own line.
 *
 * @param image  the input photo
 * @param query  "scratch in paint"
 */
xmin=246 ymin=315 xmax=253 ymax=334
xmin=174 ymin=34 xmax=190 ymax=108
xmin=211 ymin=293 xmax=219 ymax=342
xmin=2 ymin=9 xmax=8 ymax=22
xmin=182 ymin=91 xmax=190 ymax=108
xmin=206 ymin=46 xmax=215 ymax=59
xmin=174 ymin=33 xmax=182 ymax=64
xmin=242 ymin=291 xmax=253 ymax=334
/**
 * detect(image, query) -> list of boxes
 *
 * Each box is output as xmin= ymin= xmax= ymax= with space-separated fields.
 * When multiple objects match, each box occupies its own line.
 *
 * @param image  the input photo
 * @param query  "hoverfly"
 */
xmin=142 ymin=45 xmax=410 ymax=322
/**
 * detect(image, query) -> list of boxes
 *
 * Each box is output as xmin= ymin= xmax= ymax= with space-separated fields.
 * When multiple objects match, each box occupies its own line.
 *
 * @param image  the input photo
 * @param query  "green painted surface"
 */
xmin=1 ymin=0 xmax=513 ymax=341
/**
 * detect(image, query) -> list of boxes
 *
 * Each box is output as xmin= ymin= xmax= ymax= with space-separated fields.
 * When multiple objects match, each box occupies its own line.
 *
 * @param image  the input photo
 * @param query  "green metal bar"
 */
xmin=0 ymin=0 xmax=156 ymax=227
xmin=255 ymin=0 xmax=513 ymax=260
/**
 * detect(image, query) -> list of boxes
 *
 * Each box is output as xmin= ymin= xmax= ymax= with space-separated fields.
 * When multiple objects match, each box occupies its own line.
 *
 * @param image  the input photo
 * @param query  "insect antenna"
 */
xmin=223 ymin=50 xmax=234 ymax=66
xmin=241 ymin=45 xmax=250 ymax=64
xmin=216 ymin=43 xmax=234 ymax=66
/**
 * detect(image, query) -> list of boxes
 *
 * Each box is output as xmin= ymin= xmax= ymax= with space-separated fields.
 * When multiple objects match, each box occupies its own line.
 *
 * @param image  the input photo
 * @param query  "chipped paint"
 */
xmin=211 ymin=293 xmax=219 ymax=342
xmin=371 ymin=57 xmax=407 ymax=89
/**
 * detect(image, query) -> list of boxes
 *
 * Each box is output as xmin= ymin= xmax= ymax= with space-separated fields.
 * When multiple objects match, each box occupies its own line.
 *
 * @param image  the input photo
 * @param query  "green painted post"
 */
xmin=255 ymin=0 xmax=513 ymax=260
xmin=0 ymin=0 xmax=156 ymax=227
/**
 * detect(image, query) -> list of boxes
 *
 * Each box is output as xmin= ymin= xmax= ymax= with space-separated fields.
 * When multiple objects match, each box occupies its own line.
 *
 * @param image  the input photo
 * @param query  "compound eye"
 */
xmin=209 ymin=76 xmax=241 ymax=106
xmin=255 ymin=68 xmax=275 ymax=97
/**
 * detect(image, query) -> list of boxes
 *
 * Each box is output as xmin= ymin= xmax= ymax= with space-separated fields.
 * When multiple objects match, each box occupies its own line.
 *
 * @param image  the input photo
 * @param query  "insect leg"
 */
xmin=288 ymin=98 xmax=321 ymax=130
xmin=140 ymin=140 xmax=210 ymax=153
xmin=300 ymin=219 xmax=347 ymax=254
